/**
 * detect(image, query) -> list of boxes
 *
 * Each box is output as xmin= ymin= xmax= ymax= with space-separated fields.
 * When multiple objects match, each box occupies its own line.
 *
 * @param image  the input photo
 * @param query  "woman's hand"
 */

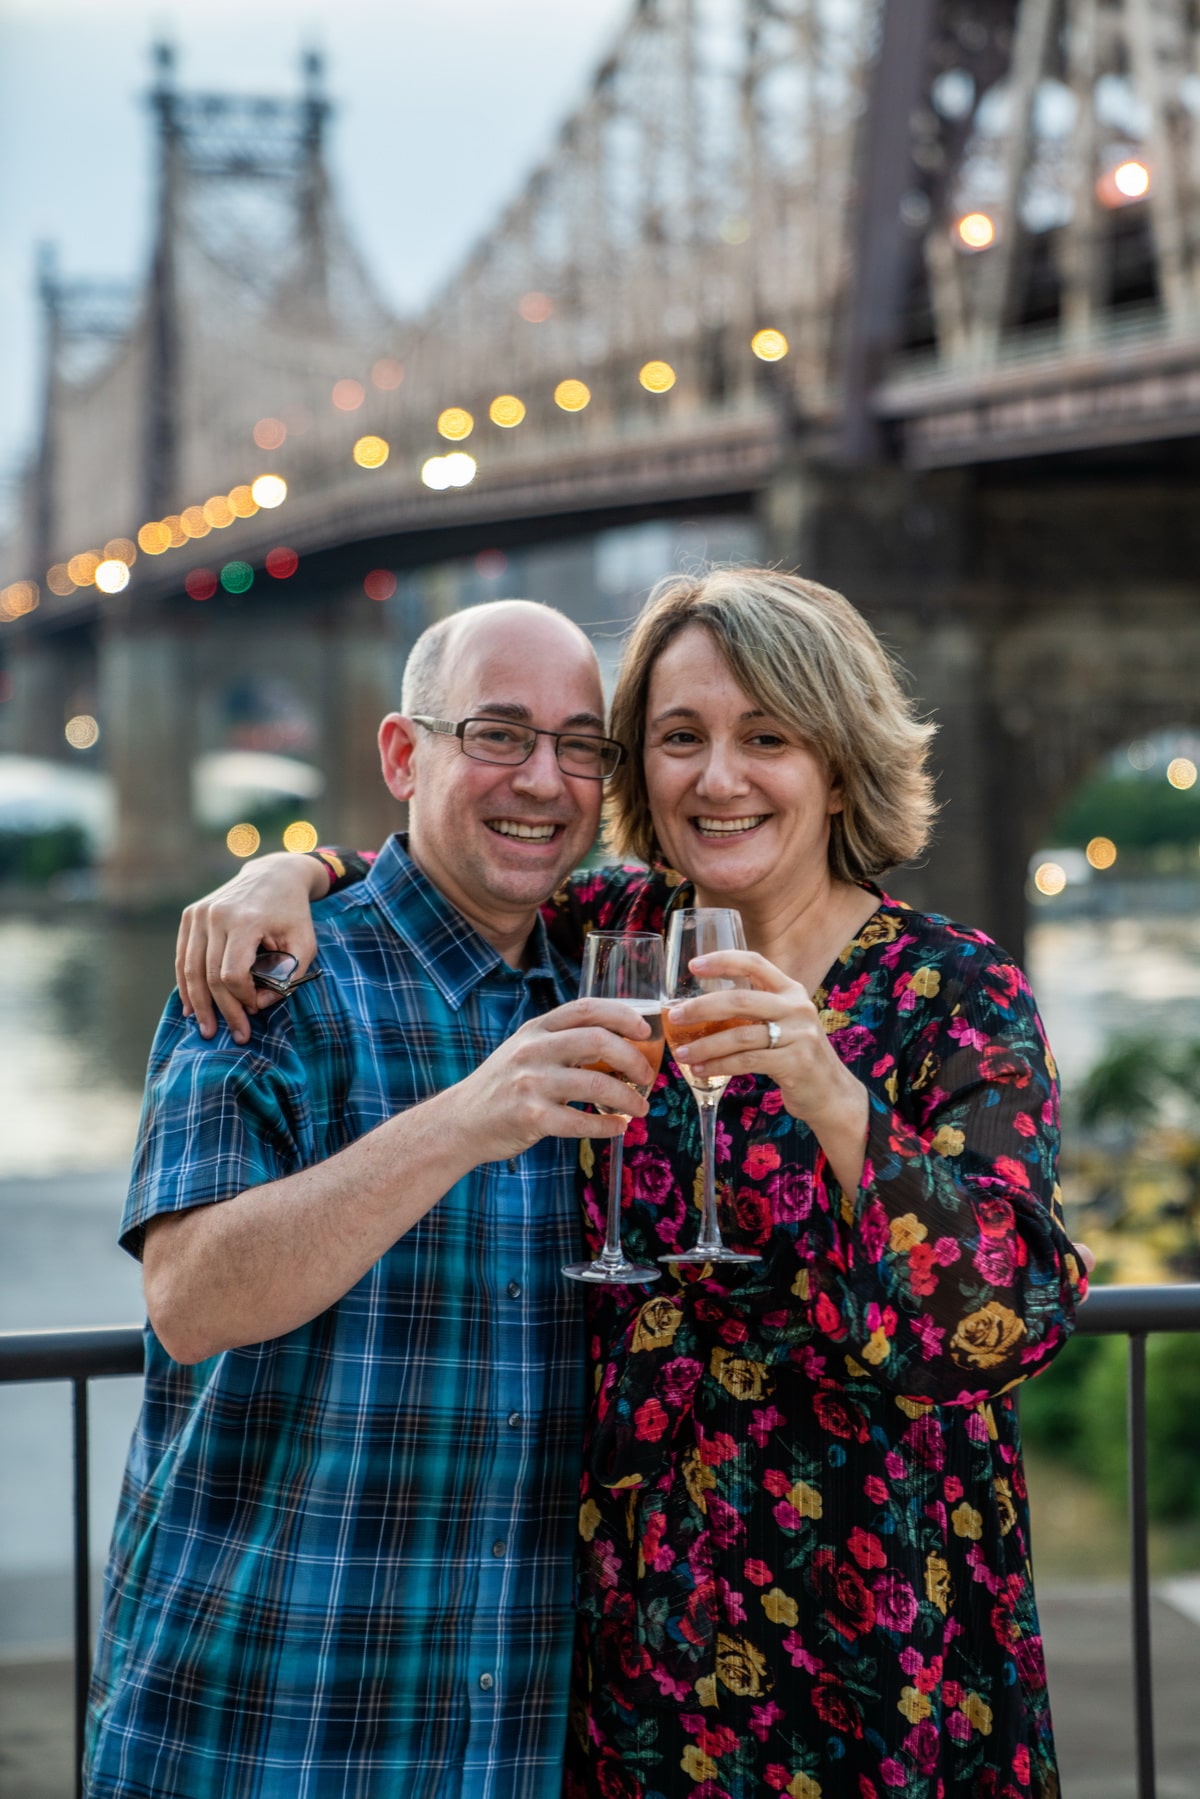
xmin=667 ymin=948 xmax=869 ymax=1193
xmin=175 ymin=852 xmax=330 ymax=1044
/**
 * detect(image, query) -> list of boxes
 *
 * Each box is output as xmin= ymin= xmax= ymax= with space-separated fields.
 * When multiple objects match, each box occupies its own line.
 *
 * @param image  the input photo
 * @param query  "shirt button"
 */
xmin=507 ymin=1411 xmax=522 ymax=1428
xmin=479 ymin=1672 xmax=494 ymax=1691
xmin=506 ymin=1157 xmax=518 ymax=1174
xmin=492 ymin=1539 xmax=506 ymax=1558
xmin=507 ymin=1280 xmax=522 ymax=1298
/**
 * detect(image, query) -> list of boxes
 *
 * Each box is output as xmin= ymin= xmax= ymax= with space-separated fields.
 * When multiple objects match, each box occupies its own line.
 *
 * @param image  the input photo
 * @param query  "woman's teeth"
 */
xmin=694 ymin=815 xmax=767 ymax=836
xmin=487 ymin=820 xmax=557 ymax=840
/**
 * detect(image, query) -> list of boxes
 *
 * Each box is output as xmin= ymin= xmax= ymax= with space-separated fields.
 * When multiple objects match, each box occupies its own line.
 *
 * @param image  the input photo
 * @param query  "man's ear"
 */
xmin=380 ymin=714 xmax=419 ymax=802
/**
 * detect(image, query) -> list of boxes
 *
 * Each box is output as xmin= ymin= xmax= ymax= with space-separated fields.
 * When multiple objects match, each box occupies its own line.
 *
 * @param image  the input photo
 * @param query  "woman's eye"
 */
xmin=662 ymin=729 xmax=701 ymax=747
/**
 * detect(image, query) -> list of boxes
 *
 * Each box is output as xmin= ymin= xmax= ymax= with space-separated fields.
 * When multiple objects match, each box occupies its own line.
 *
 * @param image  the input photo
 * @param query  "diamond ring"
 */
xmin=765 ymin=1020 xmax=782 ymax=1050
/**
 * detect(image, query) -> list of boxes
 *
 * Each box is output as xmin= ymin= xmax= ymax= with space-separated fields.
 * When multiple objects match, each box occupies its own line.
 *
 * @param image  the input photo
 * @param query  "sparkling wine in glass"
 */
xmin=563 ymin=931 xmax=664 ymax=1285
xmin=661 ymin=908 xmax=760 ymax=1265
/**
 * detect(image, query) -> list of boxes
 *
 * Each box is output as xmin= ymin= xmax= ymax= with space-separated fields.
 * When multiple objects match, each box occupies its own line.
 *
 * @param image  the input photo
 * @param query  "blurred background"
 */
xmin=2 ymin=0 xmax=1200 ymax=1789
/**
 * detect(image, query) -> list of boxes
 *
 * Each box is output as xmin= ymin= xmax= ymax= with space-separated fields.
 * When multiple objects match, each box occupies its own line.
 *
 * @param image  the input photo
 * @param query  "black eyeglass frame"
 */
xmin=411 ymin=714 xmax=626 ymax=782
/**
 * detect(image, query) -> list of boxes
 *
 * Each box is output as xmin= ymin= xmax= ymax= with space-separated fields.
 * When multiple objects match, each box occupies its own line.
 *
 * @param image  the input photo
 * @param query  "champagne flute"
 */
xmin=562 ymin=931 xmax=665 ymax=1285
xmin=661 ymin=908 xmax=760 ymax=1265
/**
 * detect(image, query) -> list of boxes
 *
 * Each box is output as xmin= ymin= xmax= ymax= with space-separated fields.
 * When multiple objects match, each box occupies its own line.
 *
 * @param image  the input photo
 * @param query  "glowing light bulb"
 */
xmin=253 ymin=417 xmax=287 ymax=450
xmin=443 ymin=452 xmax=477 ymax=487
xmin=363 ymin=569 xmax=397 ymax=601
xmin=751 ymin=329 xmax=789 ymax=362
xmin=227 ymin=486 xmax=258 ymax=520
xmin=437 ymin=408 xmax=474 ymax=442
xmin=283 ymin=821 xmax=318 ymax=852
xmin=1113 ymin=160 xmax=1150 ymax=199
xmin=353 ymin=435 xmax=390 ymax=469
xmin=956 ymin=212 xmax=995 ymax=250
xmin=1086 ymin=837 xmax=1118 ymax=870
xmin=1167 ymin=757 xmax=1197 ymax=790
xmin=67 ymin=552 xmax=100 ymax=587
xmin=103 ymin=537 xmax=136 ymax=565
xmin=203 ymin=496 xmax=235 ymax=529
xmin=639 ymin=361 xmax=677 ymax=393
xmin=332 ymin=379 xmax=365 ymax=411
xmin=46 ymin=564 xmax=76 ymax=594
xmin=226 ymin=823 xmax=261 ymax=858
xmin=553 ymin=379 xmax=590 ymax=412
xmin=251 ymin=474 xmax=287 ymax=510
xmin=94 ymin=559 xmax=131 ymax=594
xmin=64 ymin=714 xmax=99 ymax=749
xmin=1033 ymin=861 xmax=1067 ymax=896
xmin=489 ymin=394 xmax=526 ymax=428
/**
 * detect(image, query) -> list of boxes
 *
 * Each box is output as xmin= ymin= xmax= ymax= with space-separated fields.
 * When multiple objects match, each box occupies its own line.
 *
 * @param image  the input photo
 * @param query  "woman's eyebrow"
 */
xmin=649 ymin=706 xmax=769 ymax=726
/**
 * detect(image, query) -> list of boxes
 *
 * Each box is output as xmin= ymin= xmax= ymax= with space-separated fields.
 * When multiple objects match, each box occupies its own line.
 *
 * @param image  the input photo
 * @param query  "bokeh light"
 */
xmin=283 ymin=820 xmax=319 ymax=853
xmin=363 ymin=569 xmax=397 ymax=601
xmin=1114 ymin=159 xmax=1151 ymax=199
xmin=639 ymin=360 xmax=676 ymax=393
xmin=251 ymin=474 xmax=287 ymax=509
xmin=64 ymin=714 xmax=99 ymax=750
xmin=1127 ymin=739 xmax=1156 ymax=770
xmin=94 ymin=559 xmax=131 ymax=594
xmin=137 ymin=522 xmax=170 ymax=555
xmin=0 ymin=580 xmax=39 ymax=619
xmin=553 ymin=379 xmax=590 ymax=412
xmin=226 ymin=823 xmax=261 ymax=858
xmin=475 ymin=549 xmax=507 ymax=578
xmin=162 ymin=515 xmax=188 ymax=547
xmin=751 ymin=329 xmax=789 ymax=362
xmin=203 ymin=495 xmax=235 ymax=529
xmin=253 ymin=417 xmax=287 ymax=450
xmin=227 ymin=486 xmax=258 ymax=520
xmin=518 ymin=291 xmax=553 ymax=323
xmin=185 ymin=569 xmax=218 ymax=601
xmin=46 ymin=564 xmax=76 ymax=594
xmin=957 ymin=212 xmax=995 ymax=250
xmin=265 ymin=547 xmax=299 ymax=579
xmin=352 ymin=434 xmax=390 ymax=469
xmin=67 ymin=552 xmax=100 ymax=587
xmin=1033 ymin=861 xmax=1067 ymax=896
xmin=1167 ymin=757 xmax=1197 ymax=790
xmin=332 ymin=379 xmax=366 ymax=411
xmin=180 ymin=506 xmax=211 ymax=538
xmin=103 ymin=537 xmax=137 ymax=565
xmin=371 ymin=357 xmax=405 ymax=390
xmin=421 ymin=453 xmax=477 ymax=489
xmin=221 ymin=561 xmax=254 ymax=594
xmin=489 ymin=394 xmax=526 ymax=428
xmin=1086 ymin=836 xmax=1118 ymax=870
xmin=437 ymin=407 xmax=474 ymax=441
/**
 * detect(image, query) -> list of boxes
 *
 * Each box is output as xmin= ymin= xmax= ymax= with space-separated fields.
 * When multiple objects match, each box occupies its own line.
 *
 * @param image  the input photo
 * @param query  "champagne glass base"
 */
xmin=658 ymin=1247 xmax=760 ymax=1265
xmin=563 ymin=1258 xmax=662 ymax=1285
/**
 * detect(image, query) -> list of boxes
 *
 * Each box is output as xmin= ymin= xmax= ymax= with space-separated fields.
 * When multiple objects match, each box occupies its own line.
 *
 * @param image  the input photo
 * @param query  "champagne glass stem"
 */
xmin=602 ymin=1132 xmax=627 ymax=1263
xmin=695 ymin=1093 xmax=723 ymax=1254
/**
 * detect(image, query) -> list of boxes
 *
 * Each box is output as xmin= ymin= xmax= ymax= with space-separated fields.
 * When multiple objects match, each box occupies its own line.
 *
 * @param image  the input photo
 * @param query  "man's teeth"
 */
xmin=488 ymin=821 xmax=557 ymax=840
xmin=694 ymin=815 xmax=768 ymax=835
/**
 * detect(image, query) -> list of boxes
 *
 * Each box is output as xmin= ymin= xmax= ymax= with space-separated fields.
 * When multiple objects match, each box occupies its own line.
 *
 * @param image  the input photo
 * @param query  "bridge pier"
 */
xmin=97 ymin=623 xmax=201 ymax=908
xmin=0 ymin=632 xmax=98 ymax=765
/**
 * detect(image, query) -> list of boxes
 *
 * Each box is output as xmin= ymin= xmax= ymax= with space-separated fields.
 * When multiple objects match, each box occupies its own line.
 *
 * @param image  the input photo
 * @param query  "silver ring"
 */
xmin=765 ymin=1020 xmax=782 ymax=1050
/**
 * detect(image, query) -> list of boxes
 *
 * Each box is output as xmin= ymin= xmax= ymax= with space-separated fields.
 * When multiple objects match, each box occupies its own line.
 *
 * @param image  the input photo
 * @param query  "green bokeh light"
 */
xmin=220 ymin=561 xmax=254 ymax=594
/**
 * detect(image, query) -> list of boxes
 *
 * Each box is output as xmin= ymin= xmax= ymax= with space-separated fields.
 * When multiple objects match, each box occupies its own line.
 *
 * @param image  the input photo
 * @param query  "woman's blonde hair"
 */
xmin=604 ymin=567 xmax=937 ymax=882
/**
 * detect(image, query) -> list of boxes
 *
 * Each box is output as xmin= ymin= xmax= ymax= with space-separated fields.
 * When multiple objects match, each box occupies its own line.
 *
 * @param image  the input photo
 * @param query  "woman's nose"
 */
xmin=695 ymin=741 xmax=749 ymax=797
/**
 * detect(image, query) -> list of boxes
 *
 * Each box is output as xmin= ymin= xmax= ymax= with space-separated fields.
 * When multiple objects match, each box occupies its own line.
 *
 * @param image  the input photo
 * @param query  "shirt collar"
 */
xmin=360 ymin=833 xmax=571 ymax=1011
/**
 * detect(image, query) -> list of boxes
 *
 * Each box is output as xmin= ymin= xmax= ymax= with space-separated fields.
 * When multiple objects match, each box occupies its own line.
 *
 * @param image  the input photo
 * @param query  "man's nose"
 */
xmin=510 ymin=734 xmax=567 ymax=797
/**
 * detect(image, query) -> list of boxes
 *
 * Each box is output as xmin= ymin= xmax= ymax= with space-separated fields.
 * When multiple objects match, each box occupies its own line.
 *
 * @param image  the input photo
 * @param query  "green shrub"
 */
xmin=0 ymin=824 xmax=91 ymax=884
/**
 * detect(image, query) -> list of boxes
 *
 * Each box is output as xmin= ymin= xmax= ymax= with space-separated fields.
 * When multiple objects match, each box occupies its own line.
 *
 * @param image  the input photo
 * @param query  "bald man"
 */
xmin=86 ymin=603 xmax=652 ymax=1799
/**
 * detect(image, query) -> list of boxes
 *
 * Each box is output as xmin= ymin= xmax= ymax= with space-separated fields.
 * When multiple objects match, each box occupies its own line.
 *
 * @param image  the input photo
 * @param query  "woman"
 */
xmin=177 ymin=570 xmax=1084 ymax=1798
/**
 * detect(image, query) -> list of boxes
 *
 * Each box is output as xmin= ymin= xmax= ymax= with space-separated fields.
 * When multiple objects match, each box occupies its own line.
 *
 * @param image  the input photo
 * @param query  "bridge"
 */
xmin=2 ymin=0 xmax=1200 ymax=956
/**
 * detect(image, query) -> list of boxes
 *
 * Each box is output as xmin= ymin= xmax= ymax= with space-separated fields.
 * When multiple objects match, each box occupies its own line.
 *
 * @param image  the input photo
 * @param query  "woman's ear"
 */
xmin=379 ymin=714 xmax=419 ymax=801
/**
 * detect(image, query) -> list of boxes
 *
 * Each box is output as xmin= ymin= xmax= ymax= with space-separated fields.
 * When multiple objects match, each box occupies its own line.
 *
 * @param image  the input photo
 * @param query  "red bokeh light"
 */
xmin=518 ymin=291 xmax=553 ymax=323
xmin=371 ymin=357 xmax=405 ymax=390
xmin=475 ymin=549 xmax=508 ymax=579
xmin=185 ymin=568 xmax=218 ymax=601
xmin=363 ymin=569 xmax=397 ymax=602
xmin=253 ymin=417 xmax=287 ymax=450
xmin=332 ymin=379 xmax=366 ymax=411
xmin=265 ymin=546 xmax=299 ymax=579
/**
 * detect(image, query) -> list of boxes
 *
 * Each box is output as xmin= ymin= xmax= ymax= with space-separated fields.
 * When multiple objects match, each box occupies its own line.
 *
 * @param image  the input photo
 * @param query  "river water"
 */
xmin=4 ymin=895 xmax=1200 ymax=1650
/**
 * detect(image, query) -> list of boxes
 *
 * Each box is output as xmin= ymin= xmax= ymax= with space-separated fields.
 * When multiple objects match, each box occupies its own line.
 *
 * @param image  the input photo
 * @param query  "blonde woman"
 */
xmin=177 ymin=571 xmax=1084 ymax=1799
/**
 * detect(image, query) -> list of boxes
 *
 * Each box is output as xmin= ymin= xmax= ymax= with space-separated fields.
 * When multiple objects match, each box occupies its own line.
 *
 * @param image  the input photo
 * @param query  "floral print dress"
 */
xmin=551 ymin=869 xmax=1085 ymax=1799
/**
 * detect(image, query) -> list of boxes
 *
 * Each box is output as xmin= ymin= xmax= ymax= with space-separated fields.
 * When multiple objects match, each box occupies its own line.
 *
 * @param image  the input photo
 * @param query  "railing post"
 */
xmin=72 ymin=1377 xmax=90 ymax=1799
xmin=1127 ymin=1332 xmax=1156 ymax=1799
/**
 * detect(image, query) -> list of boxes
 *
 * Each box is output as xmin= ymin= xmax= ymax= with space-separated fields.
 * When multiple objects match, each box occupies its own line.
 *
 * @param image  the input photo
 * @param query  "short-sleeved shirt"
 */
xmin=85 ymin=835 xmax=587 ymax=1799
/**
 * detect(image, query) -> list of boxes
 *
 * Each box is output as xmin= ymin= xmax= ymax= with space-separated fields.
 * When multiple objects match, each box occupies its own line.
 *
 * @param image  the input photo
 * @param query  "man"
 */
xmin=86 ymin=601 xmax=653 ymax=1799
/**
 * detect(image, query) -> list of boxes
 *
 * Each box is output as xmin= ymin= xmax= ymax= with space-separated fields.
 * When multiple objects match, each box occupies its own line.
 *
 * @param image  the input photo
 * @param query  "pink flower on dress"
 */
xmin=780 ymin=1630 xmax=823 ymax=1673
xmin=745 ymin=1141 xmax=781 ymax=1179
xmin=974 ymin=1238 xmax=1016 ymax=1286
xmin=847 ymin=1527 xmax=887 ymax=1570
xmin=634 ymin=1398 xmax=669 ymax=1442
xmin=747 ymin=1405 xmax=785 ymax=1447
xmin=864 ymin=1475 xmax=889 ymax=1505
xmin=946 ymin=1710 xmax=973 ymax=1743
xmin=744 ymin=1557 xmax=773 ymax=1586
xmin=905 ymin=1718 xmax=940 ymax=1772
xmin=748 ymin=1700 xmax=784 ymax=1742
xmin=880 ymin=1758 xmax=908 ymax=1787
xmin=873 ymin=1572 xmax=918 ymax=1632
xmin=766 ymin=1166 xmax=814 ymax=1223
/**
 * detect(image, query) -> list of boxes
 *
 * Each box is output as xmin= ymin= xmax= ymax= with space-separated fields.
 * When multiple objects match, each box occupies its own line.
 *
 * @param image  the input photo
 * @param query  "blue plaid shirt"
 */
xmin=86 ymin=836 xmax=587 ymax=1799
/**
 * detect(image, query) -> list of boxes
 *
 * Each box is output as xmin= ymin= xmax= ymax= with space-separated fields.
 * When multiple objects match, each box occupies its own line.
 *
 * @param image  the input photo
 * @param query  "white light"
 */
xmin=250 ymin=474 xmax=288 ymax=509
xmin=421 ymin=457 xmax=452 ymax=491
xmin=443 ymin=453 xmax=477 ymax=488
xmin=94 ymin=559 xmax=131 ymax=594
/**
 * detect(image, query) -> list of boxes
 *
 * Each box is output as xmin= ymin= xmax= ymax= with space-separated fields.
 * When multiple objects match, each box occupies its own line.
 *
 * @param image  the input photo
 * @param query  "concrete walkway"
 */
xmin=2 ymin=1586 xmax=1197 ymax=1799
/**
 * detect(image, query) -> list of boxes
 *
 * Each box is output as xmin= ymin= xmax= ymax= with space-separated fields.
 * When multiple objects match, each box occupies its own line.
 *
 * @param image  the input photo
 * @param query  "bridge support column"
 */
xmin=0 ymin=635 xmax=90 ymax=762
xmin=97 ymin=622 xmax=201 ymax=909
xmin=313 ymin=599 xmax=403 ymax=853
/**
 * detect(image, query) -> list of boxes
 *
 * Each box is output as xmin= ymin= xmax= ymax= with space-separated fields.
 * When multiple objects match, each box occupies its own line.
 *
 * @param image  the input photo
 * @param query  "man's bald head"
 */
xmin=400 ymin=600 xmax=597 ymax=718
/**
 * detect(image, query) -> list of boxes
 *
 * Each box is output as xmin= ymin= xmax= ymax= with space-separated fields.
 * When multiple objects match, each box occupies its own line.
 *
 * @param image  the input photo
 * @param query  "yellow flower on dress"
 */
xmin=787 ymin=1775 xmax=822 ymax=1799
xmin=861 ymin=1326 xmax=892 ymax=1366
xmin=885 ymin=1069 xmax=899 ymax=1104
xmin=889 ymin=1212 xmax=928 ymax=1253
xmin=694 ymin=1674 xmax=718 ymax=1708
xmin=787 ymin=1480 xmax=823 ymax=1519
xmin=930 ymin=1125 xmax=965 ymax=1158
xmin=993 ymin=1477 xmax=1017 ymax=1535
xmin=710 ymin=1347 xmax=771 ymax=1401
xmin=579 ymin=1139 xmax=595 ymax=1179
xmin=818 ymin=1008 xmax=850 ymax=1035
xmin=843 ymin=1354 xmax=869 ymax=1380
xmin=680 ymin=1746 xmax=717 ymax=1782
xmin=924 ymin=1552 xmax=953 ymax=1615
xmin=856 ymin=913 xmax=903 ymax=950
xmin=951 ymin=1502 xmax=984 ymax=1540
xmin=716 ymin=1632 xmax=771 ymax=1697
xmin=632 ymin=1297 xmax=683 ymax=1353
xmin=910 ymin=966 xmax=941 ymax=998
xmin=761 ymin=1588 xmax=799 ymax=1626
xmin=791 ymin=1267 xmax=810 ymax=1300
xmin=962 ymin=1692 xmax=994 ymax=1735
xmin=682 ymin=1446 xmax=716 ymax=1511
xmin=579 ymin=1499 xmax=602 ymax=1542
xmin=898 ymin=1686 xmax=932 ymax=1723
xmin=950 ymin=1302 xmax=1026 ymax=1369
xmin=895 ymin=1394 xmax=932 ymax=1420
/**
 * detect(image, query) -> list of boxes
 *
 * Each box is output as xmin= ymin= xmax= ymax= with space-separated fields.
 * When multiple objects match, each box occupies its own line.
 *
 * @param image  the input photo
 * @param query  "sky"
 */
xmin=0 ymin=0 xmax=630 ymax=502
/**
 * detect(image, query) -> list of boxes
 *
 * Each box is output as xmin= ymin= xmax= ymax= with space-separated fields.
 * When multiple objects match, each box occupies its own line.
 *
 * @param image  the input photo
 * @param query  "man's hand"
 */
xmin=456 ymin=999 xmax=656 ymax=1161
xmin=176 ymin=852 xmax=329 ymax=1044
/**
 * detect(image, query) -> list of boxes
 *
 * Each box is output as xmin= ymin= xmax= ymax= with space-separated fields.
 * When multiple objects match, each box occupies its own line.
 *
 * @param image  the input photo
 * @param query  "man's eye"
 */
xmin=559 ymin=736 xmax=601 ymax=757
xmin=475 ymin=726 xmax=524 ymax=746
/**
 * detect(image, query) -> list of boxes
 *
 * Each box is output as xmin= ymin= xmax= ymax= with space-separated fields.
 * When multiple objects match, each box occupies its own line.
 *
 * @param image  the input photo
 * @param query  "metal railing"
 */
xmin=2 ymin=1287 xmax=1200 ymax=1799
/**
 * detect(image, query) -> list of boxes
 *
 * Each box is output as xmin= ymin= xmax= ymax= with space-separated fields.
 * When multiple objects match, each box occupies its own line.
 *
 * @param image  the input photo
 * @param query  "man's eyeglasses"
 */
xmin=412 ymin=716 xmax=626 ymax=782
